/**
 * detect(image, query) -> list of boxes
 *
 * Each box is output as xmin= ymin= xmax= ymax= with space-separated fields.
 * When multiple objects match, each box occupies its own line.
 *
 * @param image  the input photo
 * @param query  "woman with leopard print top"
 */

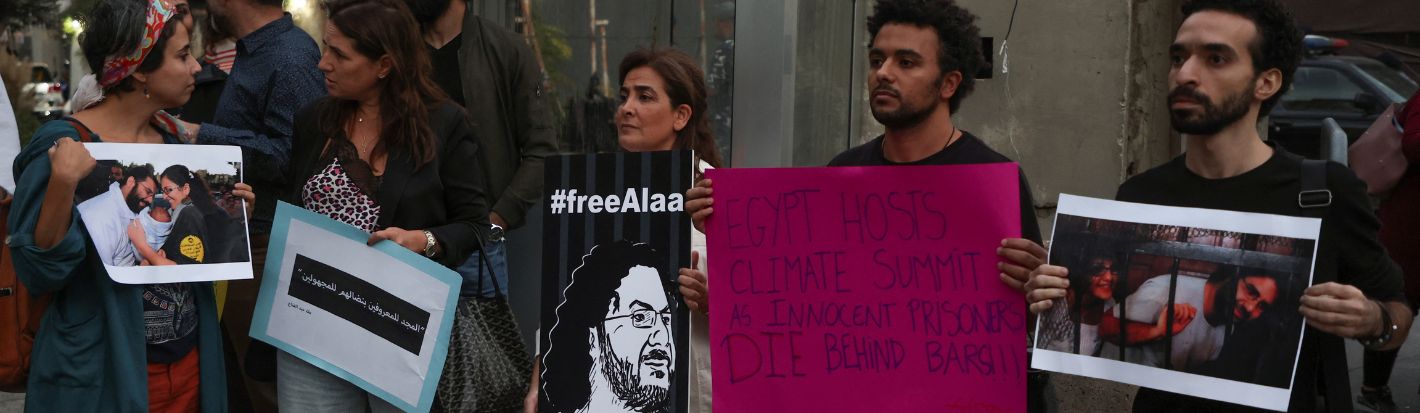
xmin=277 ymin=0 xmax=490 ymax=410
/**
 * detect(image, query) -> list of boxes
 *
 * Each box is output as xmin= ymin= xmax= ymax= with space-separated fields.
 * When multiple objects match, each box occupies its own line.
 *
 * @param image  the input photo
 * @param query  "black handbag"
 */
xmin=436 ymin=246 xmax=532 ymax=412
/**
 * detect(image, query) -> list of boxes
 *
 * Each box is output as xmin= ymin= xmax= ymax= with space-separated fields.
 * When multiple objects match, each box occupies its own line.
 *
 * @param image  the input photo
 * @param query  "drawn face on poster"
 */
xmin=544 ymin=241 xmax=678 ymax=413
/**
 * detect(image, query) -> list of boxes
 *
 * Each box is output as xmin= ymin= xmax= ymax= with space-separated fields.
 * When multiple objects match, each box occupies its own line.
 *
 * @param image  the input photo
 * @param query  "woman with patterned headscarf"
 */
xmin=8 ymin=0 xmax=253 ymax=411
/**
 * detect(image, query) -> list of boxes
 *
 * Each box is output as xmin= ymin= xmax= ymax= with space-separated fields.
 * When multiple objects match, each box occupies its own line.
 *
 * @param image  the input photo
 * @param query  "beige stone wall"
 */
xmin=951 ymin=0 xmax=1183 ymax=235
xmin=945 ymin=1 xmax=1186 ymax=410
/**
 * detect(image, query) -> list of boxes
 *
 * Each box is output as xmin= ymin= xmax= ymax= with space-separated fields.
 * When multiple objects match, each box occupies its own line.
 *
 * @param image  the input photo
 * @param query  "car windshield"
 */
xmin=1355 ymin=61 xmax=1418 ymax=102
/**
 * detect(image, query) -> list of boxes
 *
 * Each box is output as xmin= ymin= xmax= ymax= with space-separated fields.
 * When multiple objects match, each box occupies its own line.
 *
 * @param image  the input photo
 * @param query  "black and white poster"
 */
xmin=1032 ymin=195 xmax=1321 ymax=412
xmin=538 ymin=151 xmax=693 ymax=413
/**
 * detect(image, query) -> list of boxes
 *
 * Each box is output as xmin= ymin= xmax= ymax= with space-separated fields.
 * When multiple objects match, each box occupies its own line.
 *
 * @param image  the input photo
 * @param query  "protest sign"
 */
xmin=250 ymin=202 xmax=459 ymax=413
xmin=538 ymin=151 xmax=693 ymax=413
xmin=706 ymin=164 xmax=1026 ymax=413
xmin=1032 ymin=194 xmax=1320 ymax=412
xmin=75 ymin=143 xmax=251 ymax=284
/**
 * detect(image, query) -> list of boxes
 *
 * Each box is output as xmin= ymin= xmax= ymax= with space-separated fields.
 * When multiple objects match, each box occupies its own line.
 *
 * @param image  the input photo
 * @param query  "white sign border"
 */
xmin=1032 ymin=194 xmax=1322 ymax=412
xmin=80 ymin=143 xmax=252 ymax=284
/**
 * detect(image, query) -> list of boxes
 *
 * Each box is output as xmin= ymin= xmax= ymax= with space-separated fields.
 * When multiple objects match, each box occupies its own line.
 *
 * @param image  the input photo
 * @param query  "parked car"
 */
xmin=20 ymin=64 xmax=66 ymax=122
xmin=1268 ymin=36 xmax=1418 ymax=159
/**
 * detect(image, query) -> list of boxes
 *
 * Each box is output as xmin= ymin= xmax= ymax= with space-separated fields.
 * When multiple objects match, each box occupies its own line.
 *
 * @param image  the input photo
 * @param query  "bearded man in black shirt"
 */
xmin=686 ymin=0 xmax=1051 ymax=410
xmin=688 ymin=0 xmax=1047 ymax=299
xmin=1025 ymin=1 xmax=1412 ymax=412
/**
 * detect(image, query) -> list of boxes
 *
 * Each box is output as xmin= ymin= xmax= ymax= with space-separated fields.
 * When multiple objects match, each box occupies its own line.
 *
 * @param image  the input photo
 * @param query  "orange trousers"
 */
xmin=147 ymin=347 xmax=200 ymax=413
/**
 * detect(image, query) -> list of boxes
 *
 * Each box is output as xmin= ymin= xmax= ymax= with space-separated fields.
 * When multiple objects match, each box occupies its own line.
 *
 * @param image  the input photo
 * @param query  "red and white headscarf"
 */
xmin=99 ymin=0 xmax=176 ymax=88
xmin=72 ymin=0 xmax=177 ymax=111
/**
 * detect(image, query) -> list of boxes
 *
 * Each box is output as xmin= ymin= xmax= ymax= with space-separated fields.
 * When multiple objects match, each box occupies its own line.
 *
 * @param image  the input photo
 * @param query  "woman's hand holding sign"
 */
xmin=679 ymin=250 xmax=709 ymax=314
xmin=369 ymin=227 xmax=439 ymax=258
xmin=36 ymin=137 xmax=98 ymax=249
xmin=49 ymin=137 xmax=97 ymax=186
xmin=685 ymin=178 xmax=714 ymax=233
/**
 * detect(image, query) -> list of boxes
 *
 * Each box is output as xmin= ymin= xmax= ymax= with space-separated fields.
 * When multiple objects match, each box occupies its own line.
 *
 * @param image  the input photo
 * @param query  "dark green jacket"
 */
xmin=9 ymin=120 xmax=227 ymax=412
xmin=458 ymin=14 xmax=557 ymax=229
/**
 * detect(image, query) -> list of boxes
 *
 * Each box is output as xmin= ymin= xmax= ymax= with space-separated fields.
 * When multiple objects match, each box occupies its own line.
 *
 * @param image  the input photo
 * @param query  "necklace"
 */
xmin=882 ymin=126 xmax=959 ymax=162
xmin=349 ymin=116 xmax=378 ymax=159
xmin=354 ymin=135 xmax=375 ymax=158
xmin=356 ymin=106 xmax=377 ymax=124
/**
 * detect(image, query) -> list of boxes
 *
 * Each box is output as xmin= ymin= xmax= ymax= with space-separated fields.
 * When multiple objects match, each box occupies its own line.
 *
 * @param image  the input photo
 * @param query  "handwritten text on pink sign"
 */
xmin=707 ymin=164 xmax=1027 ymax=413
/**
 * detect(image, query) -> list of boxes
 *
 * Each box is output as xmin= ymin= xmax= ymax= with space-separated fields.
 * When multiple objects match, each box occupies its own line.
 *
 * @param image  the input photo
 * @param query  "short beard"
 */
xmin=871 ymin=76 xmax=943 ymax=130
xmin=1169 ymin=84 xmax=1254 ymax=135
xmin=125 ymin=192 xmax=147 ymax=214
xmin=596 ymin=326 xmax=670 ymax=411
xmin=408 ymin=0 xmax=455 ymax=28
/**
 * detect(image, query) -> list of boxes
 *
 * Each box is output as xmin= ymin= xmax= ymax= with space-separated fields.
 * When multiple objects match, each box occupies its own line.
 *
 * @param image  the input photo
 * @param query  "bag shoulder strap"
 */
xmin=1299 ymin=159 xmax=1331 ymax=216
xmin=62 ymin=117 xmax=97 ymax=143
xmin=1298 ymin=158 xmax=1356 ymax=412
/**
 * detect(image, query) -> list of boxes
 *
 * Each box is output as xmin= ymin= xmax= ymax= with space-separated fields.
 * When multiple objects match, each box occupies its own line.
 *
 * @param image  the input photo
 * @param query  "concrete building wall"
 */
xmin=946 ymin=1 xmax=1186 ymax=411
xmin=951 ymin=0 xmax=1182 ymax=233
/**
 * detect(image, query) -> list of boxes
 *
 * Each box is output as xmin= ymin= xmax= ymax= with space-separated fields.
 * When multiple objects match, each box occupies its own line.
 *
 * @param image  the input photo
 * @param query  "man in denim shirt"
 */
xmin=178 ymin=0 xmax=325 ymax=410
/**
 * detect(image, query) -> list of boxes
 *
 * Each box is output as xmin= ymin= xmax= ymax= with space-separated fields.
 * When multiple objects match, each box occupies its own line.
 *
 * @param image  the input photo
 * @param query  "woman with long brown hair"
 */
xmin=276 ymin=0 xmax=488 ymax=410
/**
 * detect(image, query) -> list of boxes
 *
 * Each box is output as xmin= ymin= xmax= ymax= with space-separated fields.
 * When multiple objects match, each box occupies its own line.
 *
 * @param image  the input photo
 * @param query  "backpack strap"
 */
xmin=1299 ymin=159 xmax=1331 ymax=213
xmin=62 ymin=117 xmax=96 ymax=143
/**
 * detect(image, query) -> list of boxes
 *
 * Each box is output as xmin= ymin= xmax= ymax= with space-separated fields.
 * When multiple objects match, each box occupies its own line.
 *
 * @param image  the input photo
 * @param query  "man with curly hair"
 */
xmin=684 ymin=0 xmax=1050 ymax=409
xmin=691 ymin=0 xmax=1045 ymax=265
xmin=830 ymin=0 xmax=1050 ymax=408
xmin=830 ymin=0 xmax=1045 ymax=289
xmin=1026 ymin=1 xmax=1412 ymax=411
xmin=542 ymin=241 xmax=678 ymax=413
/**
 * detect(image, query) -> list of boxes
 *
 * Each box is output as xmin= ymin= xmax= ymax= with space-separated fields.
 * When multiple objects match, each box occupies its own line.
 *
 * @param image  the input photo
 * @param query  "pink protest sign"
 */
xmin=707 ymin=164 xmax=1027 ymax=413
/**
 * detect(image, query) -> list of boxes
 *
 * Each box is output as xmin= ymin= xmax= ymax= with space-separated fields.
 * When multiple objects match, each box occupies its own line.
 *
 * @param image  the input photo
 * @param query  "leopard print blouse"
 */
xmin=301 ymin=138 xmax=382 ymax=232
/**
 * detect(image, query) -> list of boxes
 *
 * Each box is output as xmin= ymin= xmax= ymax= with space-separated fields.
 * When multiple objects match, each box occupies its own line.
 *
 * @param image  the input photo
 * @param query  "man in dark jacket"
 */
xmin=411 ymin=4 xmax=554 ymax=410
xmin=410 ymin=0 xmax=557 ymax=299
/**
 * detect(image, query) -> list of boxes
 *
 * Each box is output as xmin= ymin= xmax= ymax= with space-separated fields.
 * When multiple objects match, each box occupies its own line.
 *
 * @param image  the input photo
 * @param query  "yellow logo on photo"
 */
xmin=180 ymin=235 xmax=205 ymax=263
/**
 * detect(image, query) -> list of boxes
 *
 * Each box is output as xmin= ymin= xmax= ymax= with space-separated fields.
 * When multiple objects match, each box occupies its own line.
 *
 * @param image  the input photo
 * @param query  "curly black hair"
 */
xmin=542 ymin=241 xmax=675 ymax=412
xmin=1181 ymin=0 xmax=1304 ymax=117
xmin=866 ymin=0 xmax=983 ymax=113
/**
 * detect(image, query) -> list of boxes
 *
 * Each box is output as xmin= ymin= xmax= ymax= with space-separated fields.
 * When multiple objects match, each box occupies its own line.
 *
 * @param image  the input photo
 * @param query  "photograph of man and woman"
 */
xmin=1035 ymin=213 xmax=1316 ymax=391
xmin=73 ymin=143 xmax=251 ymax=284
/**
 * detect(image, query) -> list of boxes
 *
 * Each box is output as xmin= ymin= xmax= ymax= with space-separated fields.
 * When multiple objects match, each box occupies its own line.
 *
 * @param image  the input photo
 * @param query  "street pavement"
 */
xmin=1350 ymin=324 xmax=1420 ymax=413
